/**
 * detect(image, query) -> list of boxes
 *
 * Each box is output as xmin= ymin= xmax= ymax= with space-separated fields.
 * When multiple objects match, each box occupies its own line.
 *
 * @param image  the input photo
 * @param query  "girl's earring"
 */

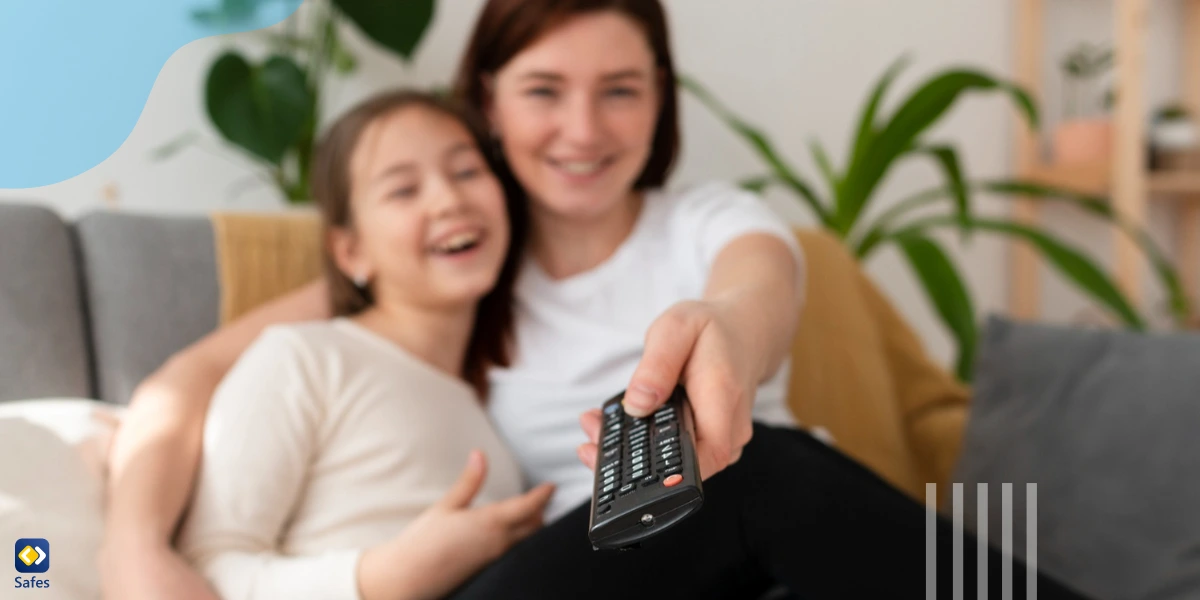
xmin=353 ymin=272 xmax=368 ymax=289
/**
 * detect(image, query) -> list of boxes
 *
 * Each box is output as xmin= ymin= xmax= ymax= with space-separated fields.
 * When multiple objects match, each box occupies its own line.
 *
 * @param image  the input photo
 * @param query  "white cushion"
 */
xmin=0 ymin=398 xmax=123 ymax=600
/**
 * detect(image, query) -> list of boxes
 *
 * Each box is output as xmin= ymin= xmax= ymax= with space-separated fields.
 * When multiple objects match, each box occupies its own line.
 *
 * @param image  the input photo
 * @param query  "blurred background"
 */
xmin=2 ymin=0 xmax=1197 ymax=374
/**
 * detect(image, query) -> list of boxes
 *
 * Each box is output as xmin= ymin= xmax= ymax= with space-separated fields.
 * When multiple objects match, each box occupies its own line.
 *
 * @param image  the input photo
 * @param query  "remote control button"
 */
xmin=664 ymin=465 xmax=682 ymax=476
xmin=619 ymin=483 xmax=636 ymax=496
xmin=631 ymin=469 xmax=645 ymax=479
xmin=603 ymin=475 xmax=615 ymax=486
xmin=602 ymin=483 xmax=615 ymax=494
xmin=663 ymin=474 xmax=683 ymax=487
xmin=631 ymin=448 xmax=644 ymax=458
xmin=607 ymin=422 xmax=622 ymax=434
xmin=603 ymin=446 xmax=620 ymax=459
xmin=630 ymin=441 xmax=646 ymax=452
xmin=598 ymin=493 xmax=613 ymax=504
xmin=657 ymin=436 xmax=676 ymax=447
xmin=663 ymin=457 xmax=681 ymax=468
xmin=604 ymin=402 xmax=622 ymax=415
xmin=641 ymin=475 xmax=658 ymax=486
xmin=599 ymin=504 xmax=612 ymax=515
xmin=656 ymin=423 xmax=677 ymax=436
xmin=661 ymin=450 xmax=675 ymax=461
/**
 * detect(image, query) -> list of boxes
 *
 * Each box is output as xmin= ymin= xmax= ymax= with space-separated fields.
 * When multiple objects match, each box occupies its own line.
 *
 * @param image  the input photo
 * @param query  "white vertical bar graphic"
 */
xmin=1027 ymin=483 xmax=1038 ymax=600
xmin=953 ymin=483 xmax=964 ymax=600
xmin=927 ymin=482 xmax=937 ymax=600
xmin=978 ymin=483 xmax=988 ymax=600
xmin=1003 ymin=483 xmax=1013 ymax=600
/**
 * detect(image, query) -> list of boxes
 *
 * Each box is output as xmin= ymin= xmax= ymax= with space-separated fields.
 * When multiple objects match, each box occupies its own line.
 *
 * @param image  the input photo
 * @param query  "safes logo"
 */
xmin=14 ymin=538 xmax=50 ymax=590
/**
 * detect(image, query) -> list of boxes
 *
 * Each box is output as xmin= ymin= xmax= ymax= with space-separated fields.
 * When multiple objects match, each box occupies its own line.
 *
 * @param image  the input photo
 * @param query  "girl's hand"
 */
xmin=577 ymin=299 xmax=758 ymax=480
xmin=358 ymin=450 xmax=555 ymax=600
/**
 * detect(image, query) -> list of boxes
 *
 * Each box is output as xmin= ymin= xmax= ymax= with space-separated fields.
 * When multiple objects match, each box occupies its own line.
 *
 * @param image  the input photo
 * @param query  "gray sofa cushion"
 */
xmin=954 ymin=317 xmax=1200 ymax=600
xmin=74 ymin=212 xmax=218 ymax=404
xmin=0 ymin=203 xmax=93 ymax=401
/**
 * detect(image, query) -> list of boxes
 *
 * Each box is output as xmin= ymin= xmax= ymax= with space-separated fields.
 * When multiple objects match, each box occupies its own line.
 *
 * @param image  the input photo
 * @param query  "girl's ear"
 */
xmin=328 ymin=225 xmax=372 ymax=287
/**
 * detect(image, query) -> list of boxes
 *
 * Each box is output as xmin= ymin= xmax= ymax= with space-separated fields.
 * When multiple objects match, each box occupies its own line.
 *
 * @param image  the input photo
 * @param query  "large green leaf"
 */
xmin=914 ymin=145 xmax=970 ymax=238
xmin=982 ymin=180 xmax=1191 ymax=323
xmin=894 ymin=215 xmax=1145 ymax=329
xmin=205 ymin=52 xmax=313 ymax=165
xmin=894 ymin=233 xmax=977 ymax=380
xmin=679 ymin=74 xmax=834 ymax=228
xmin=809 ymin=139 xmax=839 ymax=196
xmin=847 ymin=55 xmax=911 ymax=175
xmin=333 ymin=0 xmax=436 ymax=61
xmin=838 ymin=69 xmax=1037 ymax=234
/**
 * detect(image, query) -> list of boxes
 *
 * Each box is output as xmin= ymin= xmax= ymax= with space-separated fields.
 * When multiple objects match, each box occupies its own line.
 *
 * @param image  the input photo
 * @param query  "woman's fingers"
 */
xmin=579 ymin=409 xmax=602 ymax=445
xmin=625 ymin=303 xmax=707 ymax=417
xmin=437 ymin=450 xmax=487 ymax=510
xmin=576 ymin=442 xmax=598 ymax=471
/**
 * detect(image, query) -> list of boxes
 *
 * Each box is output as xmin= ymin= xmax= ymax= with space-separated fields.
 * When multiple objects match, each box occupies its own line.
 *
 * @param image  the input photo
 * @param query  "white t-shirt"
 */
xmin=176 ymin=319 xmax=524 ymax=600
xmin=488 ymin=181 xmax=805 ymax=521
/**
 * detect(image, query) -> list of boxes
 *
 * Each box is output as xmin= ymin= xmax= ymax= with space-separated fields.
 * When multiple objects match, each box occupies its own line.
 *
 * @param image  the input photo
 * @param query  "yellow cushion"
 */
xmin=786 ymin=229 xmax=969 ymax=504
xmin=211 ymin=210 xmax=323 ymax=324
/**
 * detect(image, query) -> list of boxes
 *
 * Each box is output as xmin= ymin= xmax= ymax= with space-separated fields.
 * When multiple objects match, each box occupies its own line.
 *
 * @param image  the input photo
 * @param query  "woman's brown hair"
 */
xmin=308 ymin=89 xmax=527 ymax=398
xmin=453 ymin=0 xmax=680 ymax=190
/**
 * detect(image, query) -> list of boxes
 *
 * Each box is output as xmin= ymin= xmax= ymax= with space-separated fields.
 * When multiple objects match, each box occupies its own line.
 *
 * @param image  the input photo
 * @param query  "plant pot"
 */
xmin=1054 ymin=117 xmax=1113 ymax=167
xmin=1152 ymin=119 xmax=1198 ymax=150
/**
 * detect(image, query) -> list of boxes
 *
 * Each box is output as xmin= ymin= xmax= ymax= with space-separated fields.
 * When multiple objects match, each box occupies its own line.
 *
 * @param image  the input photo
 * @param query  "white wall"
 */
xmin=0 ymin=0 xmax=1186 ymax=367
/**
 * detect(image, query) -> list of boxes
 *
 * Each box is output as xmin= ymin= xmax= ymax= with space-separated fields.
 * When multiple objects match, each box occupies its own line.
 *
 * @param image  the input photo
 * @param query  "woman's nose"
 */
xmin=561 ymin=94 xmax=603 ymax=147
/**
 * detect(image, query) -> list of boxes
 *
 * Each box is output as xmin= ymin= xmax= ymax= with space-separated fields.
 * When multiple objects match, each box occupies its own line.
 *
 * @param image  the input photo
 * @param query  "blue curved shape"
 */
xmin=0 ymin=0 xmax=302 ymax=189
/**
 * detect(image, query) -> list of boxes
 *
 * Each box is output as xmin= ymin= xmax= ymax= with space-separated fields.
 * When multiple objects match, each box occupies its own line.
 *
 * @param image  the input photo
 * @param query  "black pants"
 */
xmin=450 ymin=423 xmax=1091 ymax=599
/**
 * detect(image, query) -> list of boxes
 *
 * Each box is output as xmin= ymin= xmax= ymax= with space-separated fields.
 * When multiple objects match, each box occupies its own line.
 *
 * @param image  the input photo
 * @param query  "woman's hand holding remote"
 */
xmin=356 ymin=450 xmax=555 ymax=600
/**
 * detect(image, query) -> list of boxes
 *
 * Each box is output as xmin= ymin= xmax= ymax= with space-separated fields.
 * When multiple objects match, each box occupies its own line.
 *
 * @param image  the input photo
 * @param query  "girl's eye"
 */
xmin=387 ymin=186 xmax=418 ymax=200
xmin=525 ymin=87 xmax=557 ymax=99
xmin=453 ymin=167 xmax=481 ymax=181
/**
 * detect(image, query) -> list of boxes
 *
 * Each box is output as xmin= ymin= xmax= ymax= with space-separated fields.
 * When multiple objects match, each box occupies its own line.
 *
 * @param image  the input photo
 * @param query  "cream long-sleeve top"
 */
xmin=175 ymin=318 xmax=526 ymax=600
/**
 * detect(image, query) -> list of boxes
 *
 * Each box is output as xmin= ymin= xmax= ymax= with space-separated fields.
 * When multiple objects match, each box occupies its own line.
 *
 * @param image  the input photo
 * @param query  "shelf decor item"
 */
xmin=1151 ymin=103 xmax=1200 ymax=171
xmin=1054 ymin=42 xmax=1114 ymax=167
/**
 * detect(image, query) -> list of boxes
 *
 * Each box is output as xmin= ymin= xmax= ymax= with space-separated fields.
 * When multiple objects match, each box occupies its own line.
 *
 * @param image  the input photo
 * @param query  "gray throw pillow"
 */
xmin=953 ymin=317 xmax=1200 ymax=600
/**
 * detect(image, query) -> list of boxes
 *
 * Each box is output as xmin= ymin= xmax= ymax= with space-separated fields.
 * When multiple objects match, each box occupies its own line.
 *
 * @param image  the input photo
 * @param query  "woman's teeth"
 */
xmin=434 ymin=232 xmax=480 ymax=254
xmin=558 ymin=160 xmax=604 ymax=175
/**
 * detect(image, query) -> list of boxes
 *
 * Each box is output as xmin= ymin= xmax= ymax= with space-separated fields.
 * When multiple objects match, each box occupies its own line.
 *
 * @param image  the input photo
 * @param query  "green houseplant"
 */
xmin=681 ymin=58 xmax=1190 ymax=380
xmin=158 ymin=0 xmax=437 ymax=203
xmin=1055 ymin=42 xmax=1115 ymax=167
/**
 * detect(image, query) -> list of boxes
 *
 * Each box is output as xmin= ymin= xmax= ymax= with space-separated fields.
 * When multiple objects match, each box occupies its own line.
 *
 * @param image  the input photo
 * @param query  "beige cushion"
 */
xmin=0 ymin=399 xmax=123 ymax=600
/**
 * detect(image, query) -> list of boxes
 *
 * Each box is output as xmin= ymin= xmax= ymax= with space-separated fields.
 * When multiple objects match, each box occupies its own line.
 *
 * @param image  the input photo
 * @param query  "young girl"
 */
xmin=173 ymin=91 xmax=554 ymax=600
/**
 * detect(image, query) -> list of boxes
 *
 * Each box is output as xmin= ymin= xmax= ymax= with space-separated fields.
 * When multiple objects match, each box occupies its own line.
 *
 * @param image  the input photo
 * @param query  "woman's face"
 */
xmin=335 ymin=106 xmax=509 ymax=310
xmin=489 ymin=11 xmax=661 ymax=222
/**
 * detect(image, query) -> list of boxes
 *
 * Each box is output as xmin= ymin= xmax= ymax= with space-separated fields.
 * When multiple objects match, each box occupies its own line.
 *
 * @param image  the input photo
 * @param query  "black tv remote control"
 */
xmin=587 ymin=385 xmax=704 ymax=550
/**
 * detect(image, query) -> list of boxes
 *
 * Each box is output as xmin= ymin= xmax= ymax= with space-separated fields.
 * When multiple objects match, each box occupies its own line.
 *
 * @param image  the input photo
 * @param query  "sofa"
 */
xmin=2 ymin=200 xmax=1199 ymax=600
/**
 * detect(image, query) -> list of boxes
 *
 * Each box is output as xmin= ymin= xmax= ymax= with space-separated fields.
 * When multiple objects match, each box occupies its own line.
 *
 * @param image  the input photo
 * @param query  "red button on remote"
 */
xmin=663 ymin=474 xmax=683 ymax=487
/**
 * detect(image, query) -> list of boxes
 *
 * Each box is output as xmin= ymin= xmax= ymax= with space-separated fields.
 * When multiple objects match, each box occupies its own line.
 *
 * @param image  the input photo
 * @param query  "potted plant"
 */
xmin=1054 ymin=41 xmax=1114 ymax=167
xmin=155 ymin=0 xmax=438 ymax=204
xmin=681 ymin=57 xmax=1190 ymax=381
xmin=1150 ymin=103 xmax=1199 ymax=171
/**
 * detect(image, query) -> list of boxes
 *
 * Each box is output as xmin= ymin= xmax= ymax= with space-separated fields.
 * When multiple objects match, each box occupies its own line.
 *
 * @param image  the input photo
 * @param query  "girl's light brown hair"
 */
xmin=452 ymin=0 xmax=680 ymax=190
xmin=308 ymin=89 xmax=527 ymax=398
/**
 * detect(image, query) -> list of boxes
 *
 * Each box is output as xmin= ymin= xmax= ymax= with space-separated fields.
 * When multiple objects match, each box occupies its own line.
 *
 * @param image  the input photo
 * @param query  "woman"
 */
xmin=102 ymin=1 xmax=1091 ymax=598
xmin=172 ymin=90 xmax=555 ymax=600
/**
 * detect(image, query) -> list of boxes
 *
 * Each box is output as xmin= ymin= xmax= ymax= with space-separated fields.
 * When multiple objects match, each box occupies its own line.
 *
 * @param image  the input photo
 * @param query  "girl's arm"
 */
xmin=102 ymin=280 xmax=329 ymax=599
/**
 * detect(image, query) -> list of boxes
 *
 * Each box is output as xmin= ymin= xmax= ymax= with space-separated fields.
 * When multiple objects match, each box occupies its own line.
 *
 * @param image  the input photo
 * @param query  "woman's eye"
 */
xmin=605 ymin=87 xmax=639 ymax=99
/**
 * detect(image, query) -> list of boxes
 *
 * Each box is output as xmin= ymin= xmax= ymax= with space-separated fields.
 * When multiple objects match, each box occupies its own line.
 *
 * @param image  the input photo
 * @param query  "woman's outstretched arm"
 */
xmin=101 ymin=280 xmax=330 ymax=600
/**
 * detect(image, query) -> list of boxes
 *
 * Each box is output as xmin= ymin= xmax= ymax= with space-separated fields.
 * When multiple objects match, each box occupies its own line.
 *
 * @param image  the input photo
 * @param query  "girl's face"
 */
xmin=333 ymin=106 xmax=509 ymax=311
xmin=489 ymin=10 xmax=661 ymax=222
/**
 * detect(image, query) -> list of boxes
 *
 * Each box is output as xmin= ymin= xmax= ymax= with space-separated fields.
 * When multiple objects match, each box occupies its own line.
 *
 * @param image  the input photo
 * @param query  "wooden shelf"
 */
xmin=1149 ymin=171 xmax=1200 ymax=195
xmin=1026 ymin=163 xmax=1111 ymax=196
xmin=1026 ymin=163 xmax=1200 ymax=197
